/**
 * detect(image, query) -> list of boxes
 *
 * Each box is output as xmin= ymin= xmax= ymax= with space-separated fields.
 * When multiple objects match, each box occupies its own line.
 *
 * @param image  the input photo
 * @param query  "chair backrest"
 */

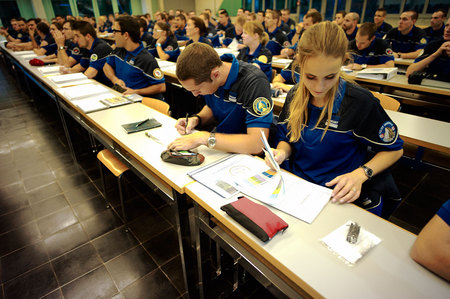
xmin=370 ymin=91 xmax=401 ymax=111
xmin=142 ymin=97 xmax=170 ymax=116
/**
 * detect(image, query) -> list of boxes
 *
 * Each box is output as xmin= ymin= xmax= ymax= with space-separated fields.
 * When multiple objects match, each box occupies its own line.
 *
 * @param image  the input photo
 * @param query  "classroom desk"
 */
xmin=186 ymin=181 xmax=450 ymax=298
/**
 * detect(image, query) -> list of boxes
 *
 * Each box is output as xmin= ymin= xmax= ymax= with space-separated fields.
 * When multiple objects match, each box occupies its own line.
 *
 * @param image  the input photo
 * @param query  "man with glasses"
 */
xmin=62 ymin=20 xmax=112 ymax=86
xmin=54 ymin=20 xmax=86 ymax=66
xmin=374 ymin=8 xmax=392 ymax=38
xmin=103 ymin=16 xmax=165 ymax=99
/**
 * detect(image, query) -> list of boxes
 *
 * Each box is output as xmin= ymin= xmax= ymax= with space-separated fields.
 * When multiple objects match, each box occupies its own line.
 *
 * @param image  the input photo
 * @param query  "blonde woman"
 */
xmin=268 ymin=22 xmax=404 ymax=216
xmin=237 ymin=21 xmax=272 ymax=81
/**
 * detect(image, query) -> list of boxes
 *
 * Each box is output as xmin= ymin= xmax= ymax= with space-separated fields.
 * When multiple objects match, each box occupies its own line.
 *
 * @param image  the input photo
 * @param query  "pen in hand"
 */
xmin=135 ymin=118 xmax=148 ymax=128
xmin=184 ymin=113 xmax=189 ymax=135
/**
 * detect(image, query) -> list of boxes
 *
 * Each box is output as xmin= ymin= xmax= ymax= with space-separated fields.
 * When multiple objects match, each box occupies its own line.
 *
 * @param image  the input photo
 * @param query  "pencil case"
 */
xmin=221 ymin=196 xmax=288 ymax=242
xmin=161 ymin=150 xmax=205 ymax=166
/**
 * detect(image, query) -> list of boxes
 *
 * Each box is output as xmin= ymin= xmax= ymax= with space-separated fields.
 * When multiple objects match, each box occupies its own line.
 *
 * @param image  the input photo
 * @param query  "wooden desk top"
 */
xmin=186 ymin=181 xmax=450 ymax=298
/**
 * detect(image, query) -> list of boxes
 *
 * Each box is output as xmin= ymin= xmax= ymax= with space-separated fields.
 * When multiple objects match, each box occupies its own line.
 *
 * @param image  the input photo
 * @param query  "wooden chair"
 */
xmin=97 ymin=98 xmax=170 ymax=228
xmin=370 ymin=91 xmax=401 ymax=111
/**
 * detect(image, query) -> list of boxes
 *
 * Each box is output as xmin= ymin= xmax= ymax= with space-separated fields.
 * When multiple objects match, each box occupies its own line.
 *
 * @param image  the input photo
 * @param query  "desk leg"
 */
xmin=172 ymin=190 xmax=197 ymax=299
xmin=54 ymin=96 xmax=78 ymax=165
xmin=194 ymin=202 xmax=204 ymax=299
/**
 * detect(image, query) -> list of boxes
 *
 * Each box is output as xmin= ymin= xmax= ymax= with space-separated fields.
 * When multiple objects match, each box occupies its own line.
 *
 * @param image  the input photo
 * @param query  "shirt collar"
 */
xmin=128 ymin=43 xmax=144 ymax=56
xmin=215 ymin=54 xmax=239 ymax=96
xmin=246 ymin=43 xmax=263 ymax=58
xmin=89 ymin=38 xmax=99 ymax=52
xmin=332 ymin=78 xmax=347 ymax=114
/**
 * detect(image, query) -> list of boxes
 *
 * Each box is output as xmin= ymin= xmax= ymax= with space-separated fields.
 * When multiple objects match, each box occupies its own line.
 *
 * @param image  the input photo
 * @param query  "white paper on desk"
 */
xmin=356 ymin=67 xmax=397 ymax=80
xmin=13 ymin=50 xmax=35 ymax=55
xmin=227 ymin=38 xmax=239 ymax=51
xmin=21 ymin=54 xmax=38 ymax=59
xmin=155 ymin=59 xmax=175 ymax=68
xmin=60 ymin=83 xmax=109 ymax=100
xmin=49 ymin=73 xmax=88 ymax=84
xmin=38 ymin=66 xmax=61 ymax=75
xmin=272 ymin=57 xmax=292 ymax=64
xmin=54 ymin=79 xmax=92 ymax=88
xmin=188 ymin=154 xmax=332 ymax=223
xmin=73 ymin=97 xmax=108 ymax=113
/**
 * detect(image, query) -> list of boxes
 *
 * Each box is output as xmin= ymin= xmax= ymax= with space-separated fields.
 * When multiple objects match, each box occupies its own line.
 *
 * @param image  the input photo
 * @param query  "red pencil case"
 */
xmin=221 ymin=196 xmax=288 ymax=242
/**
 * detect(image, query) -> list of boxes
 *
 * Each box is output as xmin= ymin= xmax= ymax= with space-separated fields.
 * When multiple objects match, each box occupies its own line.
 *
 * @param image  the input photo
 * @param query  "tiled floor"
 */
xmin=0 ymin=60 xmax=449 ymax=299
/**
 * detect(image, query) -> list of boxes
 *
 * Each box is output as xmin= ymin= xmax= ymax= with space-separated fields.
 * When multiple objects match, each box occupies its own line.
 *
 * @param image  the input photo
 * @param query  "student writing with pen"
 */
xmin=168 ymin=43 xmax=273 ymax=155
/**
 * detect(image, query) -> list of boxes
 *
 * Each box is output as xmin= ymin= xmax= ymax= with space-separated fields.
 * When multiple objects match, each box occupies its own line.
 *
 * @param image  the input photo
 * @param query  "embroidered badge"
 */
xmin=129 ymin=59 xmax=134 ymax=65
xmin=18 ymin=33 xmax=23 ymax=38
xmin=257 ymin=55 xmax=268 ymax=63
xmin=142 ymin=41 xmax=147 ymax=48
xmin=290 ymin=24 xmax=295 ymax=30
xmin=252 ymin=97 xmax=271 ymax=116
xmin=153 ymin=68 xmax=163 ymax=79
xmin=90 ymin=54 xmax=98 ymax=61
xmin=378 ymin=121 xmax=396 ymax=142
xmin=386 ymin=48 xmax=393 ymax=55
xmin=72 ymin=47 xmax=80 ymax=54
xmin=420 ymin=38 xmax=427 ymax=44
xmin=283 ymin=41 xmax=290 ymax=47
xmin=166 ymin=45 xmax=173 ymax=51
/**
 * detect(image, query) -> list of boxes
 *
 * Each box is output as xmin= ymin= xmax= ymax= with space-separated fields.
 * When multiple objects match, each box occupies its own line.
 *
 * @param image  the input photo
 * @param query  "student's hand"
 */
xmin=168 ymin=131 xmax=209 ymax=151
xmin=295 ymin=23 xmax=304 ymax=33
xmin=123 ymin=87 xmax=136 ymax=95
xmin=53 ymin=30 xmax=65 ymax=47
xmin=59 ymin=66 xmax=71 ymax=74
xmin=29 ymin=28 xmax=35 ymax=37
xmin=432 ymin=41 xmax=450 ymax=58
xmin=40 ymin=40 xmax=48 ymax=47
xmin=265 ymin=148 xmax=287 ymax=168
xmin=280 ymin=48 xmax=294 ymax=58
xmin=174 ymin=116 xmax=199 ymax=135
xmin=393 ymin=52 xmax=400 ymax=58
xmin=325 ymin=168 xmax=367 ymax=203
xmin=113 ymin=78 xmax=126 ymax=87
xmin=272 ymin=82 xmax=292 ymax=92
xmin=350 ymin=63 xmax=362 ymax=70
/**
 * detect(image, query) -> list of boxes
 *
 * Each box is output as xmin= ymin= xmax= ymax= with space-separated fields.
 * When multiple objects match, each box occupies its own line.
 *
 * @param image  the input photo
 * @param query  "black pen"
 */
xmin=185 ymin=113 xmax=189 ymax=134
xmin=135 ymin=118 xmax=148 ymax=128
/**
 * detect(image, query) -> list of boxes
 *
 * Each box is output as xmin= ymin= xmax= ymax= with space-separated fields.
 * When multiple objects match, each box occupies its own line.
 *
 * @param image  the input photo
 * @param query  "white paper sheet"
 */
xmin=59 ymin=84 xmax=110 ymax=100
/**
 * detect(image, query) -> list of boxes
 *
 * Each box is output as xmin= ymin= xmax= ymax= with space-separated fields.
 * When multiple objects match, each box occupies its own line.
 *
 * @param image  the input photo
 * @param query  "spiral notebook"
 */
xmin=121 ymin=118 xmax=162 ymax=134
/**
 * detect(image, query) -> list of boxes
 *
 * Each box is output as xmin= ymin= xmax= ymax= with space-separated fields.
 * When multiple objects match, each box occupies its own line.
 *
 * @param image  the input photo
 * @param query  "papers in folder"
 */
xmin=188 ymin=154 xmax=332 ymax=223
xmin=49 ymin=73 xmax=88 ymax=84
xmin=60 ymin=83 xmax=109 ymax=100
xmin=356 ymin=67 xmax=397 ymax=80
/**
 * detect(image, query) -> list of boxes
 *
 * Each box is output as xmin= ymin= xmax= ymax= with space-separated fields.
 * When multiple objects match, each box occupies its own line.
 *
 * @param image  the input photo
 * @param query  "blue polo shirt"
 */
xmin=280 ymin=61 xmax=300 ymax=84
xmin=437 ymin=200 xmax=450 ymax=225
xmin=106 ymin=43 xmax=165 ymax=100
xmin=349 ymin=38 xmax=395 ymax=65
xmin=375 ymin=22 xmax=393 ymax=39
xmin=237 ymin=44 xmax=273 ymax=82
xmin=414 ymin=38 xmax=450 ymax=82
xmin=40 ymin=34 xmax=57 ymax=56
xmin=186 ymin=36 xmax=213 ymax=47
xmin=204 ymin=54 xmax=273 ymax=134
xmin=346 ymin=27 xmax=358 ymax=41
xmin=385 ymin=26 xmax=427 ymax=53
xmin=175 ymin=25 xmax=189 ymax=41
xmin=80 ymin=38 xmax=112 ymax=86
xmin=223 ymin=27 xmax=243 ymax=46
xmin=148 ymin=36 xmax=180 ymax=62
xmin=424 ymin=24 xmax=445 ymax=43
xmin=265 ymin=27 xmax=289 ymax=56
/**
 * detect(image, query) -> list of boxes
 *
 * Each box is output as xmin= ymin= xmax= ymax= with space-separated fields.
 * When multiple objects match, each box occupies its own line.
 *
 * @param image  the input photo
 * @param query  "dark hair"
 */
xmin=376 ymin=8 xmax=387 ymax=16
xmin=72 ymin=20 xmax=97 ymax=38
xmin=55 ymin=15 xmax=65 ymax=19
xmin=137 ymin=18 xmax=147 ymax=31
xmin=336 ymin=11 xmax=346 ymax=17
xmin=176 ymin=14 xmax=186 ymax=22
xmin=176 ymin=43 xmax=222 ymax=84
xmin=219 ymin=9 xmax=229 ymax=18
xmin=168 ymin=15 xmax=175 ymax=22
xmin=305 ymin=11 xmax=323 ymax=24
xmin=51 ymin=22 xmax=63 ymax=31
xmin=116 ymin=16 xmax=140 ymax=43
xmin=358 ymin=22 xmax=377 ymax=39
xmin=63 ymin=19 xmax=74 ymax=28
xmin=27 ymin=18 xmax=38 ymax=24
xmin=16 ymin=17 xmax=26 ymax=23
xmin=37 ymin=22 xmax=50 ymax=35
xmin=435 ymin=8 xmax=447 ymax=18
xmin=405 ymin=10 xmax=419 ymax=21
xmin=268 ymin=10 xmax=281 ymax=20
xmin=155 ymin=21 xmax=174 ymax=37
xmin=189 ymin=16 xmax=207 ymax=36
xmin=257 ymin=11 xmax=265 ymax=16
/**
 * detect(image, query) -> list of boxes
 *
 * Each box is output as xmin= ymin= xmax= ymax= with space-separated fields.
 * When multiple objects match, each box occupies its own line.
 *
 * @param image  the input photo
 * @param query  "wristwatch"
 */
xmin=361 ymin=64 xmax=367 ymax=69
xmin=156 ymin=43 xmax=162 ymax=47
xmin=207 ymin=132 xmax=216 ymax=149
xmin=360 ymin=165 xmax=373 ymax=180
xmin=58 ymin=46 xmax=65 ymax=50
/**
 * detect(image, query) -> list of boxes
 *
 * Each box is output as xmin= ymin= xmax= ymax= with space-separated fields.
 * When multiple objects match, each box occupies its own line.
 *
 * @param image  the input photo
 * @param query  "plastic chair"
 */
xmin=370 ymin=91 xmax=401 ymax=111
xmin=97 ymin=98 xmax=170 ymax=228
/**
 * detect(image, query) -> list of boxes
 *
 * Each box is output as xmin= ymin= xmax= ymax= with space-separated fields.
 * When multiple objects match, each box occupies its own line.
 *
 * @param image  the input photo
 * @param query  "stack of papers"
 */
xmin=72 ymin=92 xmax=129 ymax=113
xmin=49 ymin=73 xmax=88 ymax=84
xmin=59 ymin=83 xmax=109 ymax=100
xmin=13 ymin=50 xmax=35 ymax=56
xmin=356 ymin=68 xmax=398 ymax=80
xmin=38 ymin=66 xmax=61 ymax=75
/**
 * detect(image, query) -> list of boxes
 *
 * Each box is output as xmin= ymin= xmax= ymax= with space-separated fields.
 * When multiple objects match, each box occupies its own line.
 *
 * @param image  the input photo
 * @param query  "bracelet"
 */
xmin=191 ymin=114 xmax=202 ymax=129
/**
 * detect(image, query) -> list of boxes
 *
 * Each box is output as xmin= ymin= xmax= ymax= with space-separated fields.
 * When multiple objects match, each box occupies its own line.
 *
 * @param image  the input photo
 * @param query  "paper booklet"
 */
xmin=188 ymin=153 xmax=332 ymax=224
xmin=73 ymin=92 xmax=129 ymax=113
xmin=60 ymin=83 xmax=110 ymax=101
xmin=49 ymin=73 xmax=88 ymax=84
xmin=38 ymin=66 xmax=61 ymax=75
xmin=356 ymin=67 xmax=398 ymax=80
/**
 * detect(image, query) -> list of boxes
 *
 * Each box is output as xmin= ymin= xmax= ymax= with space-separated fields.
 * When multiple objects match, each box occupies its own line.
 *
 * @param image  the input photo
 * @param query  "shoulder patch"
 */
xmin=90 ymin=54 xmax=98 ymax=61
xmin=252 ymin=97 xmax=272 ymax=116
xmin=142 ymin=41 xmax=147 ymax=48
xmin=153 ymin=68 xmax=163 ymax=79
xmin=290 ymin=24 xmax=295 ymax=30
xmin=18 ymin=33 xmax=23 ymax=38
xmin=257 ymin=55 xmax=268 ymax=63
xmin=283 ymin=41 xmax=290 ymax=47
xmin=165 ymin=45 xmax=173 ymax=51
xmin=386 ymin=48 xmax=393 ymax=55
xmin=420 ymin=38 xmax=427 ymax=44
xmin=378 ymin=121 xmax=396 ymax=142
xmin=72 ymin=47 xmax=80 ymax=54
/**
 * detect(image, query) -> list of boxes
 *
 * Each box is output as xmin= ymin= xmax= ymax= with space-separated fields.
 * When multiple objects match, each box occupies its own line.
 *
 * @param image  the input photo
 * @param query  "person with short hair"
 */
xmin=65 ymin=20 xmax=112 ymax=85
xmin=424 ymin=9 xmax=447 ymax=42
xmin=343 ymin=12 xmax=359 ymax=41
xmin=55 ymin=15 xmax=65 ymax=25
xmin=247 ymin=12 xmax=257 ymax=21
xmin=186 ymin=16 xmax=213 ymax=47
xmin=265 ymin=10 xmax=289 ymax=55
xmin=53 ymin=20 xmax=85 ymax=66
xmin=217 ymin=9 xmax=234 ymax=32
xmin=374 ymin=8 xmax=393 ymax=38
xmin=103 ymin=16 xmax=165 ymax=99
xmin=237 ymin=8 xmax=244 ymax=17
xmin=334 ymin=11 xmax=346 ymax=27
xmin=348 ymin=22 xmax=395 ymax=70
xmin=410 ymin=199 xmax=450 ymax=282
xmin=281 ymin=9 xmax=296 ymax=32
xmin=174 ymin=14 xmax=188 ymax=41
xmin=384 ymin=10 xmax=427 ymax=59
xmin=199 ymin=12 xmax=217 ymax=37
xmin=33 ymin=22 xmax=57 ymax=56
xmin=223 ymin=16 xmax=245 ymax=47
xmin=237 ymin=21 xmax=272 ymax=81
xmin=168 ymin=43 xmax=273 ymax=155
xmin=257 ymin=11 xmax=265 ymax=26
xmin=148 ymin=21 xmax=180 ymax=62
xmin=137 ymin=18 xmax=154 ymax=49
xmin=270 ymin=22 xmax=403 ymax=215
xmin=4 ymin=18 xmax=30 ymax=48
xmin=406 ymin=18 xmax=450 ymax=82
xmin=290 ymin=11 xmax=322 ymax=48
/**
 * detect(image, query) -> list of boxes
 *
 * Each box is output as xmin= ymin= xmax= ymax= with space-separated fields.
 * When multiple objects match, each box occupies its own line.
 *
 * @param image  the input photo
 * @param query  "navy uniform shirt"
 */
xmin=277 ymin=79 xmax=403 ymax=186
xmin=223 ymin=27 xmax=243 ymax=46
xmin=204 ymin=54 xmax=273 ymax=134
xmin=185 ymin=36 xmax=213 ymax=47
xmin=385 ymin=26 xmax=427 ymax=53
xmin=217 ymin=20 xmax=234 ymax=32
xmin=265 ymin=27 xmax=289 ymax=56
xmin=15 ymin=31 xmax=30 ymax=42
xmin=65 ymin=40 xmax=86 ymax=63
xmin=375 ymin=22 xmax=393 ymax=39
xmin=206 ymin=25 xmax=221 ymax=47
xmin=79 ymin=38 xmax=112 ymax=86
xmin=346 ymin=27 xmax=358 ymax=41
xmin=414 ymin=38 xmax=450 ymax=82
xmin=237 ymin=44 xmax=273 ymax=82
xmin=40 ymin=34 xmax=57 ymax=56
xmin=279 ymin=61 xmax=300 ymax=84
xmin=140 ymin=32 xmax=154 ymax=49
xmin=349 ymin=38 xmax=395 ymax=65
xmin=106 ymin=43 xmax=165 ymax=100
xmin=175 ymin=25 xmax=189 ymax=41
xmin=7 ymin=28 xmax=18 ymax=39
xmin=148 ymin=35 xmax=180 ymax=62
xmin=424 ymin=24 xmax=445 ymax=42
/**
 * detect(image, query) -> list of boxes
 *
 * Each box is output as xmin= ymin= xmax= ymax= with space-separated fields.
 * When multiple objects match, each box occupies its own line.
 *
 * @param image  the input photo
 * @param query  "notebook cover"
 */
xmin=121 ymin=118 xmax=162 ymax=134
